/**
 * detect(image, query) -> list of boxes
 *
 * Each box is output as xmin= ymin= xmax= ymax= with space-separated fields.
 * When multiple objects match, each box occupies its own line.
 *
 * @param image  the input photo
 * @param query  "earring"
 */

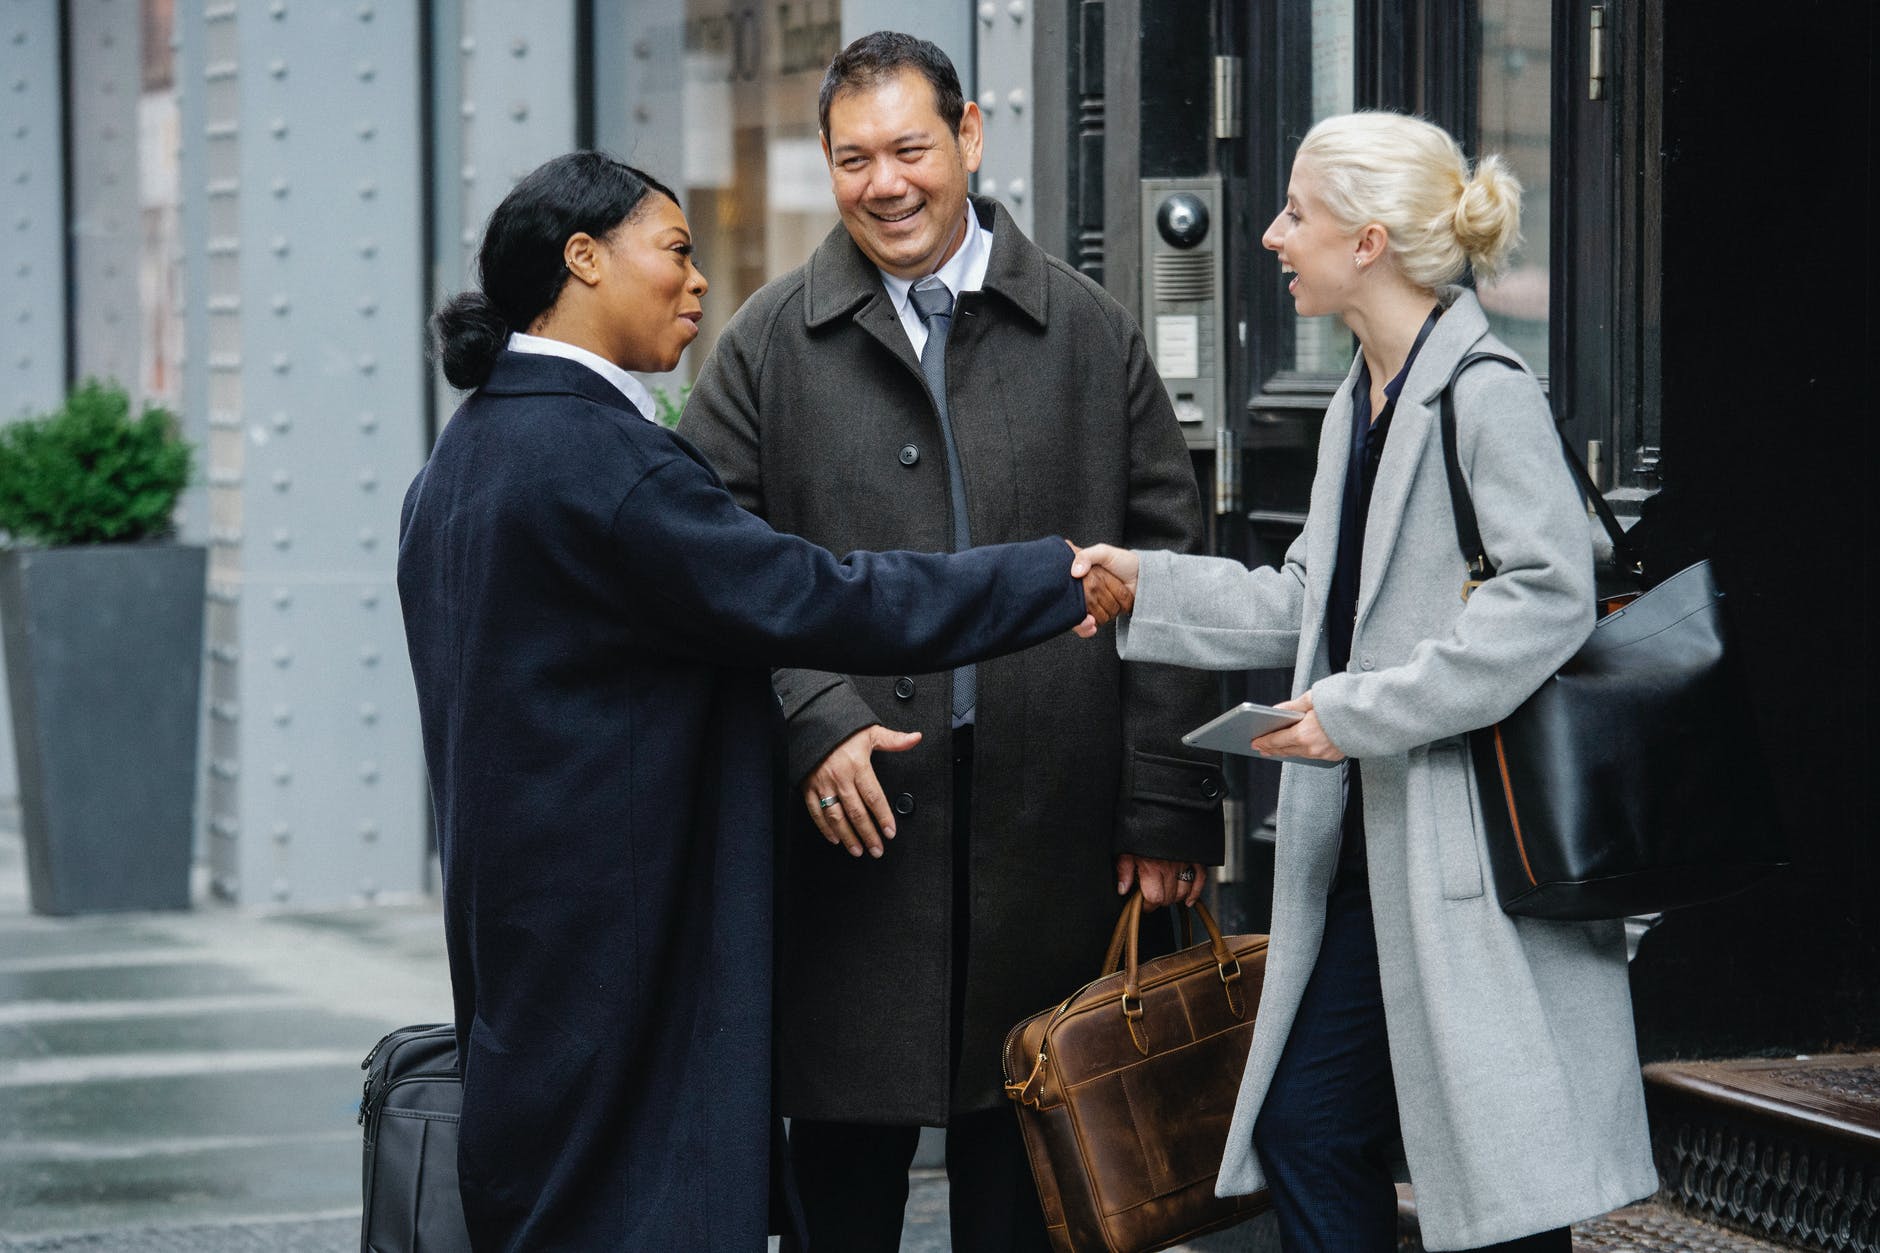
xmin=1354 ymin=256 xmax=1364 ymax=269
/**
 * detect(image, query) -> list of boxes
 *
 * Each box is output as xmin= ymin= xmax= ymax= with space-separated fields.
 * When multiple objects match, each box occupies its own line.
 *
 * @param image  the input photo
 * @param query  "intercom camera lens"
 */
xmin=1156 ymin=193 xmax=1210 ymax=249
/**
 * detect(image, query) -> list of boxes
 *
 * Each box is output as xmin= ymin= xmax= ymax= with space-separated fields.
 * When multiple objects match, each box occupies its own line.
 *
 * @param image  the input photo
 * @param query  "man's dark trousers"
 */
xmin=1251 ymin=848 xmax=1570 ymax=1253
xmin=785 ymin=727 xmax=1052 ymax=1252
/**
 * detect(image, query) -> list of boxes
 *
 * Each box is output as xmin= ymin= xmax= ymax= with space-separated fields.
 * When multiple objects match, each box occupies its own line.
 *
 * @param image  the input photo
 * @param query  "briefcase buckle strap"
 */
xmin=1004 ymin=1049 xmax=1050 ymax=1108
xmin=1218 ymin=958 xmax=1245 ymax=1018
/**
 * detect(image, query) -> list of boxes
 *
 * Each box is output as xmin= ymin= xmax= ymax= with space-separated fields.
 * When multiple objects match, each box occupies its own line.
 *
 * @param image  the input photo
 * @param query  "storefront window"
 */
xmin=677 ymin=1 xmax=843 ymax=377
xmin=1474 ymin=0 xmax=1551 ymax=373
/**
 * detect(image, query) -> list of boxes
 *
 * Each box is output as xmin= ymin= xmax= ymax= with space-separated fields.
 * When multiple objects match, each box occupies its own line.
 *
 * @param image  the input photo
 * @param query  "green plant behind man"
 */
xmin=0 ymin=381 xmax=193 ymax=547
xmin=650 ymin=382 xmax=692 ymax=429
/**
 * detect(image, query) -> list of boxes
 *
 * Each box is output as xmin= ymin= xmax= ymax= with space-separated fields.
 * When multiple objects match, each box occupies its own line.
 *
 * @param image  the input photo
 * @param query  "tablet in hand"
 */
xmin=1181 ymin=703 xmax=1343 ymax=768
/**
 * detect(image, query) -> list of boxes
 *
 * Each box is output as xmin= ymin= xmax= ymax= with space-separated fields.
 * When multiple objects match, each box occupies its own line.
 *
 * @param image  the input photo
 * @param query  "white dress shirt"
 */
xmin=877 ymin=209 xmax=994 ymax=357
xmin=506 ymin=331 xmax=659 ymax=425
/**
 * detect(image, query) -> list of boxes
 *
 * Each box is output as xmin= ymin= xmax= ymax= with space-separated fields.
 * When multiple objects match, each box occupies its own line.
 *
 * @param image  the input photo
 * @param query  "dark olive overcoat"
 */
xmin=678 ymin=199 xmax=1224 ymax=1121
xmin=396 ymin=351 xmax=1087 ymax=1250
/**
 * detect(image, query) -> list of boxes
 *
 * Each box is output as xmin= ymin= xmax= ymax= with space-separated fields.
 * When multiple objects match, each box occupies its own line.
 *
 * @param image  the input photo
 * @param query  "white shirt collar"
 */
xmin=878 ymin=206 xmax=993 ymax=315
xmin=505 ymin=332 xmax=659 ymax=424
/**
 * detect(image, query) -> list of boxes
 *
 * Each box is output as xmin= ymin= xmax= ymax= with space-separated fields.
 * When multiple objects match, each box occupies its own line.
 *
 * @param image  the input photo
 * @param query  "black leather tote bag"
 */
xmin=1439 ymin=353 xmax=1785 ymax=920
xmin=358 ymin=1023 xmax=471 ymax=1253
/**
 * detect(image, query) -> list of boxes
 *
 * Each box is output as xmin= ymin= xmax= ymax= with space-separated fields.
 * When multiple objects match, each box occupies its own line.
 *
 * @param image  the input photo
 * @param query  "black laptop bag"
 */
xmin=358 ymin=1023 xmax=472 ymax=1252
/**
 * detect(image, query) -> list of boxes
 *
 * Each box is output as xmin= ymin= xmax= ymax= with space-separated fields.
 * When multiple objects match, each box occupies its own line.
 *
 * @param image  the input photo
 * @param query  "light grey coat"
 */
xmin=1116 ymin=290 xmax=1657 ymax=1248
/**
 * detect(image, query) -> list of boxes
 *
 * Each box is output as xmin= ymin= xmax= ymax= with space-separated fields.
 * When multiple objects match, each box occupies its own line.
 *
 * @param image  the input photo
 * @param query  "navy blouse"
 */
xmin=1328 ymin=306 xmax=1442 ymax=873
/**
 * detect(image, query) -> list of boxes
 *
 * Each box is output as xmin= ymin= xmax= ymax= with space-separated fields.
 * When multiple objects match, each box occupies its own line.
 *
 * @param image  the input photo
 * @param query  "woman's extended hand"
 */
xmin=1069 ymin=544 xmax=1141 ymax=639
xmin=1252 ymin=690 xmax=1346 ymax=762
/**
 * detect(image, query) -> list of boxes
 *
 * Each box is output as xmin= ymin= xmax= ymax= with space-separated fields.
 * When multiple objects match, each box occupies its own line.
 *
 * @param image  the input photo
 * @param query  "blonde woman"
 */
xmin=1074 ymin=113 xmax=1656 ymax=1251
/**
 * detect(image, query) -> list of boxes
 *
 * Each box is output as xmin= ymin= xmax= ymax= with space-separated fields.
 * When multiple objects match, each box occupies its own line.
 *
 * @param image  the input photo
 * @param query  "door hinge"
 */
xmin=1589 ymin=6 xmax=1607 ymax=100
xmin=1215 ymin=424 xmax=1241 ymax=515
xmin=1214 ymin=55 xmax=1243 ymax=139
xmin=1219 ymin=797 xmax=1244 ymax=885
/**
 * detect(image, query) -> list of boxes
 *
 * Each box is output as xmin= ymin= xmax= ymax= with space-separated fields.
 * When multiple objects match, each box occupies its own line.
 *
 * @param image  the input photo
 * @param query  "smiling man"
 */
xmin=679 ymin=32 xmax=1223 ymax=1251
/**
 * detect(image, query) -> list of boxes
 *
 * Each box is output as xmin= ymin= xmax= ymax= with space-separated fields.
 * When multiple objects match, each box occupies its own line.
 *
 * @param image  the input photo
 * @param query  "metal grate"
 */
xmin=1656 ymin=1117 xmax=1878 ymax=1252
xmin=1154 ymin=251 xmax=1215 ymax=302
xmin=1645 ymin=1055 xmax=1880 ymax=1253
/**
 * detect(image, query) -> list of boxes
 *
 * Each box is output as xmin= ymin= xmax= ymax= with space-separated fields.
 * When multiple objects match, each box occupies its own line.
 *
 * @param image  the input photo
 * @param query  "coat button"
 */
xmin=893 ymin=792 xmax=916 ymax=815
xmin=1360 ymin=654 xmax=1376 ymax=671
xmin=1200 ymin=776 xmax=1221 ymax=800
xmin=898 ymin=444 xmax=919 ymax=466
xmin=893 ymin=677 xmax=916 ymax=700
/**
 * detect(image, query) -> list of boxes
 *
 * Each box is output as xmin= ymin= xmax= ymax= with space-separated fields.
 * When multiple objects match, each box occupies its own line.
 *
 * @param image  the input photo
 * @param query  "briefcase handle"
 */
xmin=1102 ymin=892 xmax=1246 ymax=1055
xmin=1099 ymin=894 xmax=1194 ymax=973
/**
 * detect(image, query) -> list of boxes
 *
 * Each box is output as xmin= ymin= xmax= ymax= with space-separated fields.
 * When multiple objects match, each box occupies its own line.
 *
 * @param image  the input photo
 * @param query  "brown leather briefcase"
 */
xmin=1003 ymin=892 xmax=1271 ymax=1252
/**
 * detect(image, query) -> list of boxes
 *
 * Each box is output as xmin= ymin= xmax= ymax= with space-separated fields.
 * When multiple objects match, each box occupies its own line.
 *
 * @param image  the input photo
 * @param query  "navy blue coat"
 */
xmin=396 ymin=351 xmax=1086 ymax=1250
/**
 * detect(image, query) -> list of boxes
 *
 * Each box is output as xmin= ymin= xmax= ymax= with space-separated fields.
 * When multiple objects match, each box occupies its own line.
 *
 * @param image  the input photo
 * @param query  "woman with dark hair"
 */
xmin=399 ymin=151 xmax=1118 ymax=1250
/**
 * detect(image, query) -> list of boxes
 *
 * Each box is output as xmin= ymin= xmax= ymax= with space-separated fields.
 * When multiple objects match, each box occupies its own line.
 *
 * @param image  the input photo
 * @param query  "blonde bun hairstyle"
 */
xmin=1296 ymin=111 xmax=1522 ymax=286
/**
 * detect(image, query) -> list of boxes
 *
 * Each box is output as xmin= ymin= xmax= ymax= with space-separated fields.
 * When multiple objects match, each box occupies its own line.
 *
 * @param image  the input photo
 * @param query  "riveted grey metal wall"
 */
xmin=0 ymin=0 xmax=67 ymax=806
xmin=430 ymin=0 xmax=580 ymax=432
xmin=2 ymin=0 xmax=65 ymax=422
xmin=173 ymin=5 xmax=210 ymax=551
xmin=65 ymin=0 xmax=142 ymax=397
xmin=181 ymin=0 xmax=242 ymax=888
xmin=972 ymin=0 xmax=1035 ymax=238
xmin=591 ymin=0 xmax=681 ymax=182
xmin=454 ymin=1 xmax=577 ymax=284
xmin=173 ymin=2 xmax=208 ymax=863
xmin=186 ymin=0 xmax=428 ymax=907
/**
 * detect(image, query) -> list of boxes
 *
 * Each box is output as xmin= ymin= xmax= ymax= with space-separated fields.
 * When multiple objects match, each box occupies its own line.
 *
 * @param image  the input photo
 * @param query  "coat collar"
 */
xmin=478 ymin=349 xmax=646 ymax=420
xmin=802 ymin=196 xmax=1050 ymax=333
xmin=1404 ymin=287 xmax=1497 ymax=405
xmin=1350 ymin=287 xmax=1495 ymax=634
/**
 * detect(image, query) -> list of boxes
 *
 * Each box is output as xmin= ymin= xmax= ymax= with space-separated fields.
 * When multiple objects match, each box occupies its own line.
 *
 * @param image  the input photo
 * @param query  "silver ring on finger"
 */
xmin=1178 ymin=867 xmax=1196 ymax=883
xmin=818 ymin=795 xmax=839 ymax=810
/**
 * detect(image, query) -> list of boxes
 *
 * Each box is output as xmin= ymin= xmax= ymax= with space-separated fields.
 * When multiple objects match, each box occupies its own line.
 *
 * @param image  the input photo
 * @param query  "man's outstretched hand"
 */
xmin=1067 ymin=538 xmax=1135 ymax=635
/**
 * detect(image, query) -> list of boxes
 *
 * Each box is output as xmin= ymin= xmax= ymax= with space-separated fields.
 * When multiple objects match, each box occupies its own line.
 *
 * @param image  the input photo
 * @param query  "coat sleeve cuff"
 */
xmin=1112 ymin=548 xmax=1179 ymax=661
xmin=1307 ymin=671 xmax=1382 ymax=760
xmin=779 ymin=674 xmax=883 ymax=787
xmin=1115 ymin=749 xmax=1226 ymax=863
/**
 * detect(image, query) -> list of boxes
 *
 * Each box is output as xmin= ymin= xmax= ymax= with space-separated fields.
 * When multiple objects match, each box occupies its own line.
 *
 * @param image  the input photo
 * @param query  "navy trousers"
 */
xmin=1251 ymin=855 xmax=1571 ymax=1253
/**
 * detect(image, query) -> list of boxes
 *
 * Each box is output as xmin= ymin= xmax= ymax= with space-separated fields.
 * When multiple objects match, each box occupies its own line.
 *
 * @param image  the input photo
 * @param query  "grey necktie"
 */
xmin=909 ymin=278 xmax=975 ymax=727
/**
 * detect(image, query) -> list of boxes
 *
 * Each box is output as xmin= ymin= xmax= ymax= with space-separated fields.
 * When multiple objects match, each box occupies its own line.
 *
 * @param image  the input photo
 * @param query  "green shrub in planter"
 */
xmin=0 ymin=380 xmax=192 ymax=546
xmin=0 ymin=380 xmax=203 ymax=914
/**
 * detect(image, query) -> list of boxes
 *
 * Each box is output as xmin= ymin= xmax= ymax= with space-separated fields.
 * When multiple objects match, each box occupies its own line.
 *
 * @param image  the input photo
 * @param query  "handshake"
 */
xmin=1066 ymin=542 xmax=1141 ymax=639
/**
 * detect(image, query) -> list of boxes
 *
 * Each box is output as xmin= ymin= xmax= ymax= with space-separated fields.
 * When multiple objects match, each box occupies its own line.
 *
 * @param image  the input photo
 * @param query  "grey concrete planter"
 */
xmin=0 ymin=543 xmax=206 ymax=914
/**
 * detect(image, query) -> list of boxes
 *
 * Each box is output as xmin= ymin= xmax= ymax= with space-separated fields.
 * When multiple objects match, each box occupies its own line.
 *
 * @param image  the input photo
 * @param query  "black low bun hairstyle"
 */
xmin=432 ymin=152 xmax=680 ymax=390
xmin=433 ymin=292 xmax=511 ymax=391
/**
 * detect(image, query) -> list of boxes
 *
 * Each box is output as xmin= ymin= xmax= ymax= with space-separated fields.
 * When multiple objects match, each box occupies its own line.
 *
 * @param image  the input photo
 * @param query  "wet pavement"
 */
xmin=0 ymin=824 xmax=989 ymax=1251
xmin=0 ymin=822 xmax=1266 ymax=1251
xmin=0 ymin=823 xmax=448 ymax=1250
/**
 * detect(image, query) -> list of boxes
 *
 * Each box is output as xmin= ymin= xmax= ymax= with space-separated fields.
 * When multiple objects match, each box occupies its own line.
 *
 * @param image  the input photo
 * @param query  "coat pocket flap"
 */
xmin=1129 ymin=751 xmax=1225 ymax=813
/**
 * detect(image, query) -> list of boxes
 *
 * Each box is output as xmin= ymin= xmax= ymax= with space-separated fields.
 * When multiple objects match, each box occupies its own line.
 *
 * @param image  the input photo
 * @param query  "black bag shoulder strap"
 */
xmin=1438 ymin=351 xmax=1640 ymax=588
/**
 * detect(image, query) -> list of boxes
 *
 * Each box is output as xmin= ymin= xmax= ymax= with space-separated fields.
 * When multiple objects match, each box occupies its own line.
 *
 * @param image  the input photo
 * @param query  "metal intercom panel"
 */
xmin=1140 ymin=177 xmax=1227 ymax=451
